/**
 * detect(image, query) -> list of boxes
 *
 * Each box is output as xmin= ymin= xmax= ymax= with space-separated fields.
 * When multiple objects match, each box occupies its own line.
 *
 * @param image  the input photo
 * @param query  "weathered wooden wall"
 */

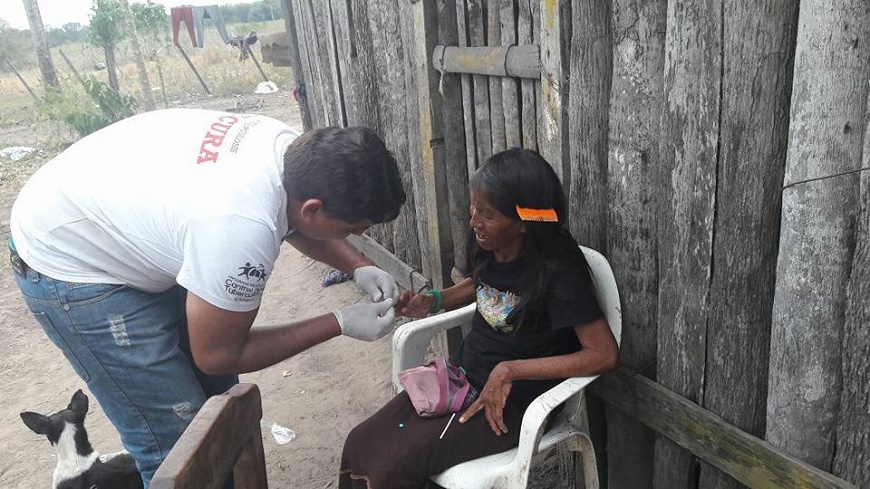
xmin=286 ymin=0 xmax=426 ymax=275
xmin=767 ymin=0 xmax=870 ymax=476
xmin=282 ymin=0 xmax=870 ymax=487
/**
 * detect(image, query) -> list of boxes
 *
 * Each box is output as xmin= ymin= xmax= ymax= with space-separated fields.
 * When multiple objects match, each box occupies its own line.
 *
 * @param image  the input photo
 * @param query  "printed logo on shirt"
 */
xmin=224 ymin=262 xmax=269 ymax=302
xmin=238 ymin=262 xmax=269 ymax=282
xmin=476 ymin=282 xmax=520 ymax=334
xmin=197 ymin=115 xmax=239 ymax=164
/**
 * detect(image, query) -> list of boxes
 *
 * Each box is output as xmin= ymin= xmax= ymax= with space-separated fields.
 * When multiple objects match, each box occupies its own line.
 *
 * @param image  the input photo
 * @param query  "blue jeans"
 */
xmin=14 ymin=268 xmax=237 ymax=486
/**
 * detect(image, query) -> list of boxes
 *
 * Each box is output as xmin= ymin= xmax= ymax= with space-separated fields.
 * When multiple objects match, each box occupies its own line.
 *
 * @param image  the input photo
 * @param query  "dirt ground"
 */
xmin=0 ymin=92 xmax=397 ymax=488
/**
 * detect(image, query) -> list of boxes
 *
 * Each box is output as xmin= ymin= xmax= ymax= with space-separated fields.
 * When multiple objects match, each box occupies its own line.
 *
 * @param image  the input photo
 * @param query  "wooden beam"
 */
xmin=176 ymin=45 xmax=210 ymax=95
xmin=412 ymin=0 xmax=453 ymax=289
xmin=590 ymin=368 xmax=858 ymax=489
xmin=58 ymin=48 xmax=85 ymax=88
xmin=431 ymin=45 xmax=541 ymax=79
xmin=5 ymin=60 xmax=40 ymax=102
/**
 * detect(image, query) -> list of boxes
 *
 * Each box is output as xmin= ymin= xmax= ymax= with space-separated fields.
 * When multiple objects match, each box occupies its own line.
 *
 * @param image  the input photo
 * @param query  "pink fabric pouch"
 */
xmin=398 ymin=357 xmax=478 ymax=418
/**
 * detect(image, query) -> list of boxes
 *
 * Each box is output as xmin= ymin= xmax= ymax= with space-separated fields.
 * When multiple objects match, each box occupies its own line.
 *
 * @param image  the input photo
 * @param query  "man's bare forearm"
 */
xmin=221 ymin=313 xmax=342 ymax=374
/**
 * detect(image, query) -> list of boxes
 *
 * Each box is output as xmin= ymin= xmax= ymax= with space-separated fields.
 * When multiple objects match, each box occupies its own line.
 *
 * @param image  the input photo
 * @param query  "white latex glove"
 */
xmin=353 ymin=266 xmax=399 ymax=302
xmin=333 ymin=298 xmax=396 ymax=341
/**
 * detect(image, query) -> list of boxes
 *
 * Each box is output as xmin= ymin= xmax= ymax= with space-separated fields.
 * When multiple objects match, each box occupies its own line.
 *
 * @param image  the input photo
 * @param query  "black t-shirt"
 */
xmin=453 ymin=256 xmax=603 ymax=410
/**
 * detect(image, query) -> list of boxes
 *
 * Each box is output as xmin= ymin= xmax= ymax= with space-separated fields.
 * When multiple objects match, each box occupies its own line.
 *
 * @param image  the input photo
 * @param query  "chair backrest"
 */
xmin=580 ymin=246 xmax=622 ymax=346
xmin=560 ymin=247 xmax=622 ymax=425
xmin=151 ymin=383 xmax=268 ymax=489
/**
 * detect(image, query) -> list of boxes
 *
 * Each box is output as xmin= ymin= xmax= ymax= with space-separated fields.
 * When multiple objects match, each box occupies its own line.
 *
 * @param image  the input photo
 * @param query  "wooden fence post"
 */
xmin=538 ymin=0 xmax=569 ymax=183
xmin=58 ymin=48 xmax=86 ymax=88
xmin=604 ymin=0 xmax=666 ymax=487
xmin=437 ymin=0 xmax=471 ymax=283
xmin=767 ymin=0 xmax=870 ymax=471
xmin=467 ymin=0 xmax=492 ymax=165
xmin=281 ymin=0 xmax=313 ymax=131
xmin=412 ymin=0 xmax=453 ymax=289
xmin=176 ymin=45 xmax=210 ymax=95
xmin=5 ymin=60 xmax=40 ymax=102
xmin=654 ymin=0 xmax=722 ymax=486
xmin=699 ymin=2 xmax=799 ymax=488
xmin=834 ymin=113 xmax=870 ymax=486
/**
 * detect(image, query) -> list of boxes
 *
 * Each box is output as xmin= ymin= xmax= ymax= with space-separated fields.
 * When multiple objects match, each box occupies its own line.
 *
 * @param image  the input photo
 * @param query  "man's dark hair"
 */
xmin=283 ymin=126 xmax=406 ymax=224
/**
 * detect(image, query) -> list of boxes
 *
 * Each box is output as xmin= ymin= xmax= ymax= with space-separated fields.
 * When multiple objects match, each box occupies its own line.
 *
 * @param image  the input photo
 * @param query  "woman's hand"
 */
xmin=395 ymin=290 xmax=434 ymax=318
xmin=458 ymin=362 xmax=513 ymax=436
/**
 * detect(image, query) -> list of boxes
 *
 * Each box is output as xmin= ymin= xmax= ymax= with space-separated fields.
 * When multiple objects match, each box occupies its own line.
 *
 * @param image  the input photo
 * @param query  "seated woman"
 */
xmin=339 ymin=148 xmax=620 ymax=489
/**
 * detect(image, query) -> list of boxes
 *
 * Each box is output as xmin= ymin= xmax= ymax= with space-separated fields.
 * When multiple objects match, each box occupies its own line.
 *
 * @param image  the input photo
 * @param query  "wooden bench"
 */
xmin=151 ymin=383 xmax=268 ymax=489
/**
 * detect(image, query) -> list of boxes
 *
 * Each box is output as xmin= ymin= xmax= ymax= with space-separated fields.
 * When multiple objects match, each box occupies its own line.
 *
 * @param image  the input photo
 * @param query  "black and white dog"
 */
xmin=21 ymin=389 xmax=143 ymax=489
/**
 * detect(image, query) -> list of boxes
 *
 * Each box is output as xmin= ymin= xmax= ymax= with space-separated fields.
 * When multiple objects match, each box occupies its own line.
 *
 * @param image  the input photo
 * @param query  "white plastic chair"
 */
xmin=392 ymin=246 xmax=622 ymax=489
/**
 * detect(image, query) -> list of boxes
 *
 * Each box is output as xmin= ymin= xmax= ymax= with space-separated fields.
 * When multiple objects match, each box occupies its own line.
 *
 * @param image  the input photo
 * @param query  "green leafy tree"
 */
xmin=131 ymin=2 xmax=169 ymax=107
xmin=88 ymin=0 xmax=126 ymax=90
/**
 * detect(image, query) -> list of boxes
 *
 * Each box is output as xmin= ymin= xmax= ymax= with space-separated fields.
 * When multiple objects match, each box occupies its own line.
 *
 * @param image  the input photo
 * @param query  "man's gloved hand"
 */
xmin=334 ymin=298 xmax=395 ymax=341
xmin=353 ymin=266 xmax=399 ymax=302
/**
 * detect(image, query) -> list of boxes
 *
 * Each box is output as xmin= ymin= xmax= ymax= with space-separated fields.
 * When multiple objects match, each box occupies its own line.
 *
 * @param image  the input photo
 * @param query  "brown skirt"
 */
xmin=339 ymin=391 xmax=524 ymax=489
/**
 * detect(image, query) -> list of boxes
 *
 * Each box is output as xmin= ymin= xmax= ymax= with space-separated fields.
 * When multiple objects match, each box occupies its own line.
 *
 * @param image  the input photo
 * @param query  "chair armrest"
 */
xmin=513 ymin=375 xmax=598 ymax=465
xmin=391 ymin=303 xmax=476 ymax=392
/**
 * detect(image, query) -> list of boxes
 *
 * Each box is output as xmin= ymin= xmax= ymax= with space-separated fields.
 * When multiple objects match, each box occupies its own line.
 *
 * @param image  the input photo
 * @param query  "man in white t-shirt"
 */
xmin=9 ymin=108 xmax=407 ymax=486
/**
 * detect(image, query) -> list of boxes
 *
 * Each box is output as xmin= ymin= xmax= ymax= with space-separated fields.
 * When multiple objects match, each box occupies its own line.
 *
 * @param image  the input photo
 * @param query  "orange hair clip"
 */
xmin=515 ymin=205 xmax=558 ymax=222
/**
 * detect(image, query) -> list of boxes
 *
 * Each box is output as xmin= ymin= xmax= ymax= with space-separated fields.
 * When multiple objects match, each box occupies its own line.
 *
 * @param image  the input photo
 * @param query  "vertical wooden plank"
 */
xmin=398 ymin=0 xmax=430 ymax=274
xmin=834 ymin=110 xmax=870 ymax=487
xmin=281 ymin=0 xmax=314 ymax=130
xmin=500 ymin=0 xmax=521 ymax=148
xmin=467 ymin=0 xmax=492 ymax=164
xmin=517 ymin=0 xmax=537 ymax=151
xmin=407 ymin=0 xmax=453 ymax=286
xmin=369 ymin=0 xmax=425 ymax=263
xmin=487 ymin=0 xmax=507 ymax=152
xmin=308 ymin=0 xmax=343 ymax=126
xmin=413 ymin=0 xmax=453 ymax=287
xmin=768 ymin=0 xmax=869 ymax=472
xmin=567 ymin=0 xmax=611 ymax=251
xmin=539 ymin=0 xmax=568 ymax=181
xmin=289 ymin=0 xmax=316 ymax=126
xmin=294 ymin=0 xmax=327 ymax=126
xmin=605 ymin=1 xmax=666 ymax=487
xmin=566 ymin=1 xmax=612 ymax=483
xmin=327 ymin=0 xmax=352 ymax=127
xmin=456 ymin=0 xmax=478 ymax=176
xmin=437 ymin=0 xmax=472 ymax=279
xmin=699 ymin=2 xmax=799 ymax=489
xmin=654 ymin=0 xmax=722 ymax=486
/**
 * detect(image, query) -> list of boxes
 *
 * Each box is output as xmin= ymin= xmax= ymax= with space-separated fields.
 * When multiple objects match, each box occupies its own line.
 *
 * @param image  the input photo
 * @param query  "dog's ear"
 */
xmin=20 ymin=411 xmax=51 ymax=435
xmin=69 ymin=389 xmax=89 ymax=421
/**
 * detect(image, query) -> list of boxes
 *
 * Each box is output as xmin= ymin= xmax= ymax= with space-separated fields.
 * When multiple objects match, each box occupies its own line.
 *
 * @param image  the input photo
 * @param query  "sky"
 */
xmin=2 ymin=0 xmax=258 ymax=30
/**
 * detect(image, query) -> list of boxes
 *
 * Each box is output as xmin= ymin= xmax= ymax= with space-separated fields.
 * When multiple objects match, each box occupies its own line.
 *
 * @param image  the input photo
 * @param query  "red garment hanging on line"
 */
xmin=171 ymin=6 xmax=197 ymax=47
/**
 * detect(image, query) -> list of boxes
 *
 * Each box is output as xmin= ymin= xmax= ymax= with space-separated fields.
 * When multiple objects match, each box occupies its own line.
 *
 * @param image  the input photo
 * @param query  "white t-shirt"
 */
xmin=11 ymin=108 xmax=300 ymax=312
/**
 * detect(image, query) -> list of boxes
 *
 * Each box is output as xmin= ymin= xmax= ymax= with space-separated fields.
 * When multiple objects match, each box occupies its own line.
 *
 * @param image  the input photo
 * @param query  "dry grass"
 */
xmin=0 ymin=19 xmax=293 ymax=127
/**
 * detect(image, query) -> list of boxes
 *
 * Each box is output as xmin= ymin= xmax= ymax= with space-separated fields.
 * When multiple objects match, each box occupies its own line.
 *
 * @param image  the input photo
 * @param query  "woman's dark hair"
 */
xmin=283 ymin=126 xmax=406 ymax=224
xmin=469 ymin=148 xmax=588 ymax=325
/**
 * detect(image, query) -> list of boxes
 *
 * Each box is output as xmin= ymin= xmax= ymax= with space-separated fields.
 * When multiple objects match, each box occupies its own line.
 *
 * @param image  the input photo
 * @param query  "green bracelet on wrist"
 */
xmin=425 ymin=289 xmax=443 ymax=314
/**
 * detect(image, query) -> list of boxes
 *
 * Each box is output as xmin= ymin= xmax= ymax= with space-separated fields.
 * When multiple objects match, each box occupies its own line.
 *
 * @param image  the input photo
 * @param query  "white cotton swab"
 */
xmin=439 ymin=412 xmax=457 ymax=440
